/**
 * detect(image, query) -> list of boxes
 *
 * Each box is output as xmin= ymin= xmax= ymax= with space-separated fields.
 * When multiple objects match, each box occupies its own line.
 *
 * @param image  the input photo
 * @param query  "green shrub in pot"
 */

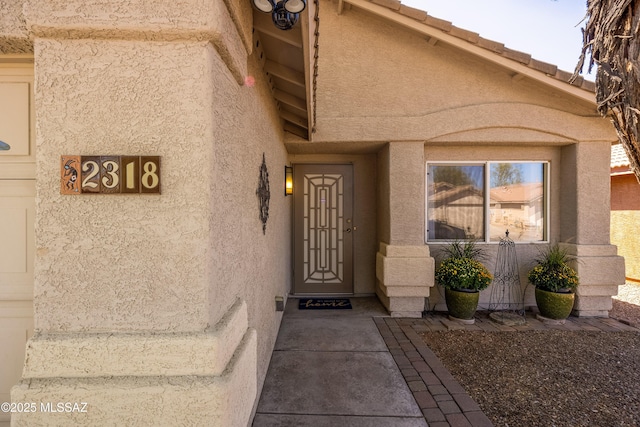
xmin=435 ymin=241 xmax=492 ymax=321
xmin=528 ymin=244 xmax=579 ymax=320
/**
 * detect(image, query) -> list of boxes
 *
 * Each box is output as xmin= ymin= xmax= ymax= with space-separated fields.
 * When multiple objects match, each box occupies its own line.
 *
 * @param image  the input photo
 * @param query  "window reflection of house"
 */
xmin=490 ymin=182 xmax=544 ymax=241
xmin=427 ymin=163 xmax=546 ymax=242
xmin=428 ymin=181 xmax=484 ymax=240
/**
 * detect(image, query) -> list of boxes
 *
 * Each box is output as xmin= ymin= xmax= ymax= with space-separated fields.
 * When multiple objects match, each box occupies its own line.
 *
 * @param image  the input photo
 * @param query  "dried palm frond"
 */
xmin=574 ymin=0 xmax=640 ymax=183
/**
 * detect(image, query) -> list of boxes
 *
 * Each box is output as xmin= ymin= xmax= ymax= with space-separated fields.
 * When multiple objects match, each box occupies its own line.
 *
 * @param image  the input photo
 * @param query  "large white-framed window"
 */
xmin=426 ymin=161 xmax=549 ymax=243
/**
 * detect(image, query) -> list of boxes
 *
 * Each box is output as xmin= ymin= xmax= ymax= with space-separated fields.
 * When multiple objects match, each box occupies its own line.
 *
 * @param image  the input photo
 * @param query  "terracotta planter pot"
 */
xmin=445 ymin=288 xmax=480 ymax=320
xmin=535 ymin=288 xmax=575 ymax=320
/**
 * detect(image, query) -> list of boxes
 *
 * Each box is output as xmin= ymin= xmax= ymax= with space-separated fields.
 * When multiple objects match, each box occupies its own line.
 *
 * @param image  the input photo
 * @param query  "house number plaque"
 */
xmin=61 ymin=155 xmax=161 ymax=195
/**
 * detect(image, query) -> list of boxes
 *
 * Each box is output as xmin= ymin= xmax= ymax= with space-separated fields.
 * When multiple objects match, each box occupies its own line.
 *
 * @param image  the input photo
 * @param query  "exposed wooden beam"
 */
xmin=284 ymin=122 xmax=308 ymax=139
xmin=281 ymin=110 xmax=309 ymax=130
xmin=275 ymin=89 xmax=307 ymax=116
xmin=254 ymin=18 xmax=303 ymax=49
xmin=264 ymin=60 xmax=305 ymax=87
xmin=279 ymin=102 xmax=307 ymax=119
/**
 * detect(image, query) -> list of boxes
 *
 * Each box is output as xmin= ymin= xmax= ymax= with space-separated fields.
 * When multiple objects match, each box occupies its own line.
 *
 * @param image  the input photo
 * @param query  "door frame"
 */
xmin=292 ymin=163 xmax=354 ymax=295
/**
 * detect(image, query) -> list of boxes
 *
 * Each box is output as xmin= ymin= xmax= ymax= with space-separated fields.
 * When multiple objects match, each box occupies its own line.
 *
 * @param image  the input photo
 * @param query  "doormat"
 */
xmin=298 ymin=298 xmax=352 ymax=310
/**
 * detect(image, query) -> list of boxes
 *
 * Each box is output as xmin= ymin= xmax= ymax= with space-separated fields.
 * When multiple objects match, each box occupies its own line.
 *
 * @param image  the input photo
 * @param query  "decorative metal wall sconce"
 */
xmin=284 ymin=166 xmax=293 ymax=196
xmin=252 ymin=0 xmax=306 ymax=30
xmin=256 ymin=153 xmax=271 ymax=235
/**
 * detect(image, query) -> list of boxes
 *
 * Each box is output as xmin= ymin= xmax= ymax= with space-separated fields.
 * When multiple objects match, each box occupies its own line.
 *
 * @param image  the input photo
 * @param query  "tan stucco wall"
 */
xmin=310 ymin=1 xmax=612 ymax=145
xmin=376 ymin=142 xmax=426 ymax=247
xmin=560 ymin=142 xmax=613 ymax=245
xmin=388 ymin=142 xmax=425 ymax=245
xmin=0 ymin=0 xmax=32 ymax=53
xmin=612 ymin=211 xmax=640 ymax=281
xmin=377 ymin=144 xmax=391 ymax=244
xmin=24 ymin=0 xmax=289 ymax=352
xmin=375 ymin=142 xmax=433 ymax=316
xmin=210 ymin=54 xmax=291 ymax=389
xmin=33 ymin=38 xmax=218 ymax=332
xmin=11 ymin=0 xmax=289 ymax=423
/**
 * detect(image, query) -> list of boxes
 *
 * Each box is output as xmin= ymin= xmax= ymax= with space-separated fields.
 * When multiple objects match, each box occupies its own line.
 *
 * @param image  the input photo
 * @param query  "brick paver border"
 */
xmin=374 ymin=317 xmax=494 ymax=427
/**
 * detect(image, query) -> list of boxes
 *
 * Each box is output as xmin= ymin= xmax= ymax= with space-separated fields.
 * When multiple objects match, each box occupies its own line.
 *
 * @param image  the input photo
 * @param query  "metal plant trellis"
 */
xmin=489 ymin=231 xmax=525 ymax=317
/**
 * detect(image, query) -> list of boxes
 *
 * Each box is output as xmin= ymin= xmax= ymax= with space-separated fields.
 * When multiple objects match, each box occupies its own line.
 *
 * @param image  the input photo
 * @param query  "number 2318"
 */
xmin=61 ymin=155 xmax=161 ymax=195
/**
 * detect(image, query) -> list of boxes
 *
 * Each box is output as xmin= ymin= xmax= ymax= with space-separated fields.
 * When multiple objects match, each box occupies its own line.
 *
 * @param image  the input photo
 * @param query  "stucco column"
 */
xmin=560 ymin=142 xmax=625 ymax=317
xmin=10 ymin=1 xmax=257 ymax=425
xmin=376 ymin=142 xmax=434 ymax=317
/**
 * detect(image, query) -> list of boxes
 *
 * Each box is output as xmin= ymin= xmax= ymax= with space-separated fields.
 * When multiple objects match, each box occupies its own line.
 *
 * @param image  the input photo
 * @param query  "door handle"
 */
xmin=345 ymin=228 xmax=352 ymax=233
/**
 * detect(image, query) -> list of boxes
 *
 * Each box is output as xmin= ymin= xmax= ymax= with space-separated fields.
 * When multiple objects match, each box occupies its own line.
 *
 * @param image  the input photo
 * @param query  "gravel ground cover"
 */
xmin=420 ymin=282 xmax=640 ymax=427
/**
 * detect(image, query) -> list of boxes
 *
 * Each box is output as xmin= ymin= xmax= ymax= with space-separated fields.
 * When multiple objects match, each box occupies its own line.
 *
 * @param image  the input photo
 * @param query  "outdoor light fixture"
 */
xmin=285 ymin=166 xmax=293 ymax=196
xmin=282 ymin=0 xmax=306 ymax=13
xmin=253 ymin=0 xmax=306 ymax=31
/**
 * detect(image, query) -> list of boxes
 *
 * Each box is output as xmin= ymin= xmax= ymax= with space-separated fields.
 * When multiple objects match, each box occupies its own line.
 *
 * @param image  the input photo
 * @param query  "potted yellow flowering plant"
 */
xmin=435 ymin=240 xmax=493 ymax=322
xmin=528 ymin=244 xmax=579 ymax=321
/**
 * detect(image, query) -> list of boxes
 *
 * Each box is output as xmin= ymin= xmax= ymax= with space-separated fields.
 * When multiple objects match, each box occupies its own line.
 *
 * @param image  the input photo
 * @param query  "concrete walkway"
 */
xmin=253 ymin=297 xmax=492 ymax=427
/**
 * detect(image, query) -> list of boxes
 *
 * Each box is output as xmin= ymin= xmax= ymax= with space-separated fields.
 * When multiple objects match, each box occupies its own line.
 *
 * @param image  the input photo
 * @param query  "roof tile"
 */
xmin=502 ymin=47 xmax=531 ymax=65
xmin=424 ymin=15 xmax=453 ymax=32
xmin=529 ymin=58 xmax=557 ymax=76
xmin=449 ymin=27 xmax=480 ymax=43
xmin=570 ymin=74 xmax=584 ymax=87
xmin=611 ymin=144 xmax=630 ymax=168
xmin=555 ymin=69 xmax=573 ymax=83
xmin=476 ymin=37 xmax=504 ymax=54
xmin=370 ymin=0 xmax=401 ymax=11
xmin=582 ymin=80 xmax=596 ymax=91
xmin=399 ymin=4 xmax=428 ymax=21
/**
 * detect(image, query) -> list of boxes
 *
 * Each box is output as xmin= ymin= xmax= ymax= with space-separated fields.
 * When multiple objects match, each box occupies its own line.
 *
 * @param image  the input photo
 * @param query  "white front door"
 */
xmin=0 ymin=61 xmax=35 ymax=426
